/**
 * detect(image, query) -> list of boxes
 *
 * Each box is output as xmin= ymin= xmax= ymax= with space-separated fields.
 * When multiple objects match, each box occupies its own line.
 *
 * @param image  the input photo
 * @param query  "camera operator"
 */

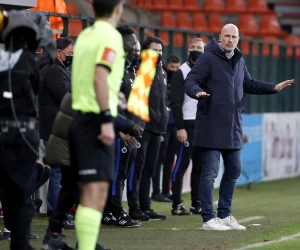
xmin=0 ymin=9 xmax=54 ymax=250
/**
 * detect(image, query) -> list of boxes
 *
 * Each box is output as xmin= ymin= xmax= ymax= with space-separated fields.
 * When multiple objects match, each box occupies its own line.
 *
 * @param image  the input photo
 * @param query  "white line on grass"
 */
xmin=234 ymin=233 xmax=300 ymax=250
xmin=238 ymin=216 xmax=265 ymax=223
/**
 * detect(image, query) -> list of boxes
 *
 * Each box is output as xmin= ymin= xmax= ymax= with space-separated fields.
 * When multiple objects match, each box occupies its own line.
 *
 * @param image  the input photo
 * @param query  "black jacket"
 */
xmin=38 ymin=53 xmax=71 ymax=140
xmin=0 ymin=48 xmax=40 ymax=118
xmin=145 ymin=64 xmax=168 ymax=134
xmin=184 ymin=39 xmax=276 ymax=149
xmin=120 ymin=66 xmax=145 ymax=129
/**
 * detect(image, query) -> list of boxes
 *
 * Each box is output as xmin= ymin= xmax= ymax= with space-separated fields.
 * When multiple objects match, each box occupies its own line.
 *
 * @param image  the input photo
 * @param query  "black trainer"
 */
xmin=171 ymin=204 xmax=192 ymax=215
xmin=63 ymin=220 xmax=75 ymax=230
xmin=101 ymin=213 xmax=117 ymax=226
xmin=42 ymin=232 xmax=74 ymax=250
xmin=0 ymin=231 xmax=9 ymax=240
xmin=190 ymin=205 xmax=202 ymax=214
xmin=3 ymin=228 xmax=39 ymax=240
xmin=143 ymin=209 xmax=167 ymax=220
xmin=129 ymin=209 xmax=149 ymax=221
xmin=116 ymin=213 xmax=141 ymax=227
xmin=152 ymin=194 xmax=172 ymax=202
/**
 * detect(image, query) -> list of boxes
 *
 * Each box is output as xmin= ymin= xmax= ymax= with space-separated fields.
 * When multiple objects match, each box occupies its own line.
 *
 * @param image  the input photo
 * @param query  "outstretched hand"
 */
xmin=274 ymin=79 xmax=294 ymax=92
xmin=195 ymin=92 xmax=210 ymax=99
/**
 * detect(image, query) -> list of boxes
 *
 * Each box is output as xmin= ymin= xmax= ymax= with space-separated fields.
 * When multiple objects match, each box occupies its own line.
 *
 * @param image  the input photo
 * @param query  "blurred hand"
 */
xmin=195 ymin=92 xmax=210 ymax=99
xmin=98 ymin=123 xmax=115 ymax=146
xmin=129 ymin=123 xmax=143 ymax=138
xmin=177 ymin=129 xmax=187 ymax=144
xmin=119 ymin=132 xmax=138 ymax=148
xmin=274 ymin=79 xmax=294 ymax=92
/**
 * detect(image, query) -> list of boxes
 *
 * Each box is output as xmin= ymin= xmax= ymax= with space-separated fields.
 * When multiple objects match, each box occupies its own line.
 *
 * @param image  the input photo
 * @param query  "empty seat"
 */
xmin=240 ymin=36 xmax=259 ymax=56
xmin=262 ymin=36 xmax=279 ymax=57
xmin=167 ymin=0 xmax=183 ymax=11
xmin=65 ymin=2 xmax=78 ymax=15
xmin=184 ymin=0 xmax=201 ymax=11
xmin=225 ymin=0 xmax=247 ymax=14
xmin=160 ymin=12 xmax=182 ymax=46
xmin=147 ymin=0 xmax=168 ymax=11
xmin=177 ymin=12 xmax=192 ymax=29
xmin=208 ymin=13 xmax=223 ymax=33
xmin=248 ymin=0 xmax=270 ymax=14
xmin=259 ymin=14 xmax=284 ymax=37
xmin=136 ymin=0 xmax=145 ymax=7
xmin=192 ymin=13 xmax=210 ymax=32
xmin=238 ymin=14 xmax=260 ymax=36
xmin=161 ymin=12 xmax=176 ymax=28
xmin=284 ymin=36 xmax=300 ymax=59
xmin=69 ymin=19 xmax=82 ymax=36
xmin=203 ymin=0 xmax=225 ymax=13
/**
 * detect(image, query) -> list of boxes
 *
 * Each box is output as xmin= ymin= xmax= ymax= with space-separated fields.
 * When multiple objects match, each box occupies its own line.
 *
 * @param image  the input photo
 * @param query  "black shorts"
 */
xmin=69 ymin=113 xmax=115 ymax=182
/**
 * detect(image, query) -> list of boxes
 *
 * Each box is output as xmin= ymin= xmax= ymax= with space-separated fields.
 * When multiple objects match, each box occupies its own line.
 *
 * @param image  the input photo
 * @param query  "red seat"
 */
xmin=240 ymin=36 xmax=259 ymax=56
xmin=262 ymin=36 xmax=279 ymax=57
xmin=147 ymin=0 xmax=168 ymax=11
xmin=203 ymin=0 xmax=225 ymax=13
xmin=192 ymin=13 xmax=210 ymax=33
xmin=177 ymin=12 xmax=192 ymax=29
xmin=167 ymin=0 xmax=183 ymax=11
xmin=248 ymin=0 xmax=270 ymax=14
xmin=284 ymin=36 xmax=300 ymax=59
xmin=238 ymin=14 xmax=259 ymax=36
xmin=259 ymin=14 xmax=286 ymax=37
xmin=160 ymin=12 xmax=182 ymax=46
xmin=69 ymin=19 xmax=82 ymax=36
xmin=225 ymin=0 xmax=247 ymax=14
xmin=208 ymin=13 xmax=223 ymax=33
xmin=65 ymin=2 xmax=78 ymax=15
xmin=184 ymin=0 xmax=201 ymax=11
xmin=136 ymin=0 xmax=146 ymax=7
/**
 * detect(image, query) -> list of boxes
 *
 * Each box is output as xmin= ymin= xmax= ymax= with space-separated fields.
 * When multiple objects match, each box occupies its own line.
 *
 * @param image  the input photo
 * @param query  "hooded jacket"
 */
xmin=38 ymin=53 xmax=71 ymax=140
xmin=184 ymin=38 xmax=276 ymax=149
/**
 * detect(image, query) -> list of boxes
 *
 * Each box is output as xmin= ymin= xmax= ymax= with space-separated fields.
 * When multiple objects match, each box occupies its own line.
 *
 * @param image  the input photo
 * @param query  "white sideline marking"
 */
xmin=238 ymin=216 xmax=265 ymax=223
xmin=234 ymin=233 xmax=300 ymax=250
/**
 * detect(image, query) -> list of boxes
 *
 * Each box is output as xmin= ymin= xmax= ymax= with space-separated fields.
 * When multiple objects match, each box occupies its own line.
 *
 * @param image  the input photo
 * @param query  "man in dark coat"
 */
xmin=38 ymin=37 xmax=74 ymax=217
xmin=184 ymin=24 xmax=294 ymax=231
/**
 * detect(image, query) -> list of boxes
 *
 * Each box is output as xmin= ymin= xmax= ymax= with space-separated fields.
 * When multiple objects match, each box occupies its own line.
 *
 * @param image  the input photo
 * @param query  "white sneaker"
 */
xmin=203 ymin=218 xmax=232 ymax=231
xmin=220 ymin=215 xmax=246 ymax=230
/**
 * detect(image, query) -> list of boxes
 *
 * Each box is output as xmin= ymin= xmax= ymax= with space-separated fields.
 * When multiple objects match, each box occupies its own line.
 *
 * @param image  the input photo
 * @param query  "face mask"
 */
xmin=189 ymin=50 xmax=202 ymax=64
xmin=157 ymin=53 xmax=162 ymax=65
xmin=131 ymin=53 xmax=140 ymax=68
xmin=62 ymin=55 xmax=73 ymax=67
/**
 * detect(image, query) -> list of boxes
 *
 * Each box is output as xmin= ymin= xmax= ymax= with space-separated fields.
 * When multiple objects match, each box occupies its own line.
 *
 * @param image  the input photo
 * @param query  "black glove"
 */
xmin=128 ymin=123 xmax=143 ymax=138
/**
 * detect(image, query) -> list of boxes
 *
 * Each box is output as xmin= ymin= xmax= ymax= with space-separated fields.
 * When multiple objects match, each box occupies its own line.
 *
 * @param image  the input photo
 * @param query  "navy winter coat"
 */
xmin=184 ymin=38 xmax=276 ymax=149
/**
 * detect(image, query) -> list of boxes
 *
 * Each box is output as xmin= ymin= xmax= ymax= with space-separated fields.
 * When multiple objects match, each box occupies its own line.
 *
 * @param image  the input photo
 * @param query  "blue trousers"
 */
xmin=199 ymin=148 xmax=242 ymax=222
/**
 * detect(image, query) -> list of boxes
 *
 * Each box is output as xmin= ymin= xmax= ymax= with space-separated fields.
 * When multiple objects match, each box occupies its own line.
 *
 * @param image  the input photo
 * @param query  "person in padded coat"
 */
xmin=184 ymin=24 xmax=294 ymax=231
xmin=38 ymin=37 xmax=74 ymax=217
xmin=128 ymin=37 xmax=169 ymax=221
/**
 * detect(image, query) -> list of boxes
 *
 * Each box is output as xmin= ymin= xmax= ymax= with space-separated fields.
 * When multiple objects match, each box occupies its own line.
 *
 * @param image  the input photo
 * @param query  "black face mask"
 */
xmin=167 ymin=70 xmax=175 ymax=80
xmin=131 ymin=53 xmax=140 ymax=68
xmin=189 ymin=50 xmax=202 ymax=64
xmin=62 ymin=55 xmax=73 ymax=67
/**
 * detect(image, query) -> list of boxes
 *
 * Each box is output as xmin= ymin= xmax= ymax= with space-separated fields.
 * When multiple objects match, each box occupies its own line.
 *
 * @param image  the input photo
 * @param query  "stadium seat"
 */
xmin=225 ymin=0 xmax=247 ymax=14
xmin=167 ymin=0 xmax=183 ymax=11
xmin=160 ymin=12 xmax=182 ymax=46
xmin=284 ymin=36 xmax=300 ymax=59
xmin=147 ymin=0 xmax=168 ymax=11
xmin=136 ymin=0 xmax=145 ymax=7
xmin=262 ymin=36 xmax=279 ymax=57
xmin=238 ymin=14 xmax=260 ymax=36
xmin=240 ymin=36 xmax=259 ymax=56
xmin=208 ymin=13 xmax=223 ymax=33
xmin=248 ymin=0 xmax=271 ymax=14
xmin=184 ymin=0 xmax=201 ymax=12
xmin=203 ymin=0 xmax=225 ymax=13
xmin=65 ymin=2 xmax=78 ymax=15
xmin=192 ymin=13 xmax=210 ymax=33
xmin=177 ymin=12 xmax=192 ymax=29
xmin=259 ymin=14 xmax=287 ymax=37
xmin=69 ymin=19 xmax=82 ymax=36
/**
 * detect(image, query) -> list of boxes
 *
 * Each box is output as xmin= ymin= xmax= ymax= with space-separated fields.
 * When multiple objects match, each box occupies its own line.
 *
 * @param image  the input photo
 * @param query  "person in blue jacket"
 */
xmin=184 ymin=23 xmax=294 ymax=231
